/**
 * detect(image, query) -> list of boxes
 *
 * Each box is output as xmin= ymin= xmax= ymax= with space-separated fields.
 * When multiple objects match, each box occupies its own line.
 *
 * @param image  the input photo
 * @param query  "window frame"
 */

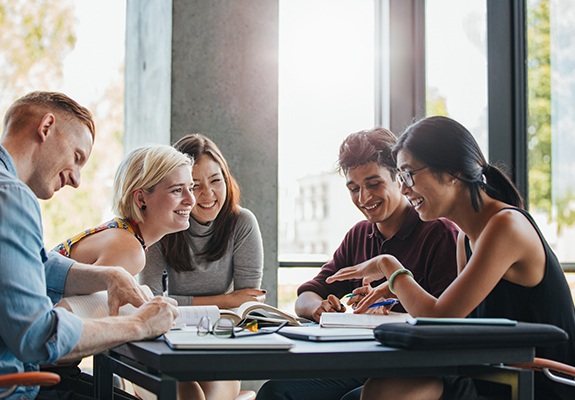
xmin=390 ymin=0 xmax=528 ymax=206
xmin=279 ymin=0 xmax=531 ymax=269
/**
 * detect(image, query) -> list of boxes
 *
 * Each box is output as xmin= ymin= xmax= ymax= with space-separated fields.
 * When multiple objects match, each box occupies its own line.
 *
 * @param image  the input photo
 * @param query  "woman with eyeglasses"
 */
xmin=327 ymin=116 xmax=575 ymax=400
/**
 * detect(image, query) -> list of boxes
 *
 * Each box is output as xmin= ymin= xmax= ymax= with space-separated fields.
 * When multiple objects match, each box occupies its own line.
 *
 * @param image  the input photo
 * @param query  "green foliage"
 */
xmin=554 ymin=191 xmax=575 ymax=233
xmin=0 ymin=0 xmax=76 ymax=113
xmin=527 ymin=0 xmax=553 ymax=219
xmin=0 ymin=1 xmax=124 ymax=249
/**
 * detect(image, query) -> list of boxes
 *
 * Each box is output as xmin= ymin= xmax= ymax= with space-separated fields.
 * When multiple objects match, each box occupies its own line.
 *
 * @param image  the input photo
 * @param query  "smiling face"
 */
xmin=345 ymin=162 xmax=405 ymax=229
xmin=29 ymin=116 xmax=93 ymax=200
xmin=191 ymin=154 xmax=227 ymax=224
xmin=139 ymin=165 xmax=195 ymax=235
xmin=396 ymin=149 xmax=456 ymax=221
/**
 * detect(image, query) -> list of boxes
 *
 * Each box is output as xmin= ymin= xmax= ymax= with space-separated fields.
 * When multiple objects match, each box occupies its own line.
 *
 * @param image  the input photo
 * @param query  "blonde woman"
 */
xmin=54 ymin=144 xmax=195 ymax=276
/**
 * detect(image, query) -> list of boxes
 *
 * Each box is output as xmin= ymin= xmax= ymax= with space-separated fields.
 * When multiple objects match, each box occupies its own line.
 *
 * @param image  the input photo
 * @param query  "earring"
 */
xmin=141 ymin=205 xmax=147 ymax=211
xmin=452 ymin=179 xmax=456 ymax=185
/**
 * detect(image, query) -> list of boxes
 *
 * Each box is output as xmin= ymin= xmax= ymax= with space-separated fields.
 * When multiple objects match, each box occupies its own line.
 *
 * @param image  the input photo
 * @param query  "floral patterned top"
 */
xmin=53 ymin=217 xmax=146 ymax=258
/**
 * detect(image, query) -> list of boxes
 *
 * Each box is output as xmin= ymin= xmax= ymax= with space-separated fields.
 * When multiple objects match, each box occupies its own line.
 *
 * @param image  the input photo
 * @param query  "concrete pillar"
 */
xmin=125 ymin=0 xmax=279 ymax=304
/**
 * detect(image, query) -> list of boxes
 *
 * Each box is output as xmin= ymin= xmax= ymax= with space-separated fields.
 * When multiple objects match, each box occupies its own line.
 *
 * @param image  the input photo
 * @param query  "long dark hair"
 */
xmin=393 ymin=116 xmax=523 ymax=211
xmin=160 ymin=133 xmax=241 ymax=270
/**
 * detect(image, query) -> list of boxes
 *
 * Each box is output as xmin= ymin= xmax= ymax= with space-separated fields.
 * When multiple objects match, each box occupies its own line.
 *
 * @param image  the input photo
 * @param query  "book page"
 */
xmin=175 ymin=305 xmax=220 ymax=326
xmin=219 ymin=309 xmax=242 ymax=325
xmin=235 ymin=302 xmax=293 ymax=319
xmin=63 ymin=285 xmax=174 ymax=320
xmin=320 ymin=312 xmax=410 ymax=329
xmin=65 ymin=291 xmax=139 ymax=318
xmin=234 ymin=301 xmax=301 ymax=325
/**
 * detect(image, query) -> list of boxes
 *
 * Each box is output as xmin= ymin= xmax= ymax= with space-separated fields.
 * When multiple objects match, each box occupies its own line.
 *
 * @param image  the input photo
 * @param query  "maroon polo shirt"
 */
xmin=297 ymin=206 xmax=459 ymax=299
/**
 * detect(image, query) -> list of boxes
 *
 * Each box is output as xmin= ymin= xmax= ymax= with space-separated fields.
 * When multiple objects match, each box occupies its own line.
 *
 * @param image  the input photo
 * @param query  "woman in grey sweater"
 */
xmin=140 ymin=133 xmax=264 ymax=400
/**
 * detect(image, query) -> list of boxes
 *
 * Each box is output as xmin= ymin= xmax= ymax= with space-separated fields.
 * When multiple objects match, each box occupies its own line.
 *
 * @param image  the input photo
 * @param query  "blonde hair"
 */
xmin=112 ymin=145 xmax=193 ymax=223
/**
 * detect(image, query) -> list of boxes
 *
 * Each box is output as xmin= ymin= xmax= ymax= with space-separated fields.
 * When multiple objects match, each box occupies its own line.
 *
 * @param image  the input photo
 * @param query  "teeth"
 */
xmin=363 ymin=203 xmax=379 ymax=210
xmin=199 ymin=202 xmax=216 ymax=208
xmin=410 ymin=198 xmax=424 ymax=207
xmin=175 ymin=210 xmax=190 ymax=215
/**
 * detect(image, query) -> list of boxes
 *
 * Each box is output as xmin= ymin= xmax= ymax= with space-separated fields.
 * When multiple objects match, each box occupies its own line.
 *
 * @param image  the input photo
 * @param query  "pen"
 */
xmin=162 ymin=270 xmax=168 ymax=297
xmin=367 ymin=299 xmax=399 ymax=309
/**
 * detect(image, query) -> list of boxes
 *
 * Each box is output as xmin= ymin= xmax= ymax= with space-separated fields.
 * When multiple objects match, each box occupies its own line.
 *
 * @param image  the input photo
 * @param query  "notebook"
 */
xmin=164 ymin=330 xmax=294 ymax=350
xmin=320 ymin=312 xmax=411 ymax=329
xmin=279 ymin=326 xmax=375 ymax=342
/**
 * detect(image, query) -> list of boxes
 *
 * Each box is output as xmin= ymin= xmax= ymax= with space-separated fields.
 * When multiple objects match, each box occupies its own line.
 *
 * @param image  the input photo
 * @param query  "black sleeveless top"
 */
xmin=466 ymin=208 xmax=575 ymax=399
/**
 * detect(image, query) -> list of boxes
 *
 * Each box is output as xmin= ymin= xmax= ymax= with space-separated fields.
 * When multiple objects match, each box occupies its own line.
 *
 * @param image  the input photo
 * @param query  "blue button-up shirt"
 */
xmin=0 ymin=145 xmax=83 ymax=399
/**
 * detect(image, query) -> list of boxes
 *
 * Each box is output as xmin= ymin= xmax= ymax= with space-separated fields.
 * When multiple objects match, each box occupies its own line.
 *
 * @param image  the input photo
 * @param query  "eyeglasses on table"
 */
xmin=196 ymin=316 xmax=288 ymax=339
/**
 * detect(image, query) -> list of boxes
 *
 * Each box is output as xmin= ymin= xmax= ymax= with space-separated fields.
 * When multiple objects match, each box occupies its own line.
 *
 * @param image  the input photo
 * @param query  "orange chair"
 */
xmin=508 ymin=357 xmax=575 ymax=387
xmin=0 ymin=371 xmax=61 ymax=398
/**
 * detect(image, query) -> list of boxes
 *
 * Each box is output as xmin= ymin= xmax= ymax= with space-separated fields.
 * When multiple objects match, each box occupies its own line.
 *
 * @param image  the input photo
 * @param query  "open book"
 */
xmin=61 ymin=289 xmax=306 ymax=327
xmin=220 ymin=301 xmax=309 ymax=326
xmin=320 ymin=311 xmax=411 ymax=329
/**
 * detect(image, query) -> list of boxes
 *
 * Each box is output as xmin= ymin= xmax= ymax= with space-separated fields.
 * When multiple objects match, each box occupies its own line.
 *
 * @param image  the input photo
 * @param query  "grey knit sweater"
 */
xmin=139 ymin=207 xmax=263 ymax=305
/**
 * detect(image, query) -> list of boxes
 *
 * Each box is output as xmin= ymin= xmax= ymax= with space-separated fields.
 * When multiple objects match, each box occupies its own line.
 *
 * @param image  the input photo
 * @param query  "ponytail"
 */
xmin=481 ymin=164 xmax=524 ymax=209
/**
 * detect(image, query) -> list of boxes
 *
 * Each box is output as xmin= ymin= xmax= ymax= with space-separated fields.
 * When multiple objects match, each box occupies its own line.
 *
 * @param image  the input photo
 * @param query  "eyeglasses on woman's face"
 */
xmin=196 ymin=317 xmax=288 ymax=339
xmin=396 ymin=166 xmax=428 ymax=188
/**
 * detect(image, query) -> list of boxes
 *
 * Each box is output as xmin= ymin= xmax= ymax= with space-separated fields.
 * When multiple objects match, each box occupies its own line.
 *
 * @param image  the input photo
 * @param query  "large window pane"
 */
xmin=278 ymin=0 xmax=374 ymax=309
xmin=528 ymin=0 xmax=575 ymax=264
xmin=425 ymin=0 xmax=488 ymax=155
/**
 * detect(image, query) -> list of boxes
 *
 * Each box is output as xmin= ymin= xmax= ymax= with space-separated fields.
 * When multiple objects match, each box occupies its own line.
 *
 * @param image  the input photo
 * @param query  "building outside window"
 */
xmin=278 ymin=0 xmax=575 ymax=310
xmin=278 ymin=0 xmax=374 ymax=309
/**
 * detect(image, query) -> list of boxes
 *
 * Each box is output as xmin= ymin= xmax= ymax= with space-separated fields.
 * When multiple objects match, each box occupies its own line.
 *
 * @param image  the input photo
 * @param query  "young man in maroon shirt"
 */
xmin=257 ymin=127 xmax=459 ymax=400
xmin=296 ymin=127 xmax=459 ymax=322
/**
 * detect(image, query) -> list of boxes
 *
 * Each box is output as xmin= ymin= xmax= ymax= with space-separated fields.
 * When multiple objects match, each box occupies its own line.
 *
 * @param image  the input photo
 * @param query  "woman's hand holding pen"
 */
xmin=345 ymin=282 xmax=396 ymax=314
xmin=354 ymin=281 xmax=394 ymax=314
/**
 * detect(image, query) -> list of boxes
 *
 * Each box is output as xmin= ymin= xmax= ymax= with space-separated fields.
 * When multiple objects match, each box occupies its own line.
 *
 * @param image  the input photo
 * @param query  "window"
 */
xmin=278 ymin=0 xmax=373 ymax=262
xmin=277 ymin=0 xmax=374 ymax=310
xmin=425 ymin=0 xmax=488 ymax=155
xmin=527 ymin=0 xmax=575 ymax=265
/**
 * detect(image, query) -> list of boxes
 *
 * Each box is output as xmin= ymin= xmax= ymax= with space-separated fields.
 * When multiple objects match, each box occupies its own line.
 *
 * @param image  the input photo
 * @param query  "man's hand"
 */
xmin=132 ymin=296 xmax=180 ymax=339
xmin=345 ymin=284 xmax=372 ymax=309
xmin=61 ymin=295 xmax=179 ymax=361
xmin=103 ymin=267 xmax=151 ymax=316
xmin=311 ymin=294 xmax=346 ymax=322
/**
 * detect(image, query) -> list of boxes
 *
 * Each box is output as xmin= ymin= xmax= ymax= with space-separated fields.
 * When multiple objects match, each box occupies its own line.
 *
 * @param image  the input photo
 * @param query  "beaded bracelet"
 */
xmin=388 ymin=268 xmax=414 ymax=295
